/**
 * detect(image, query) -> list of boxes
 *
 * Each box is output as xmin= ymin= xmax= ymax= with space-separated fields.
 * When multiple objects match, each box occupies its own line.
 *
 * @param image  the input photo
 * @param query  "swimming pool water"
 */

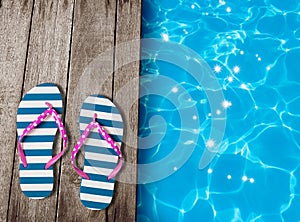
xmin=138 ymin=0 xmax=300 ymax=221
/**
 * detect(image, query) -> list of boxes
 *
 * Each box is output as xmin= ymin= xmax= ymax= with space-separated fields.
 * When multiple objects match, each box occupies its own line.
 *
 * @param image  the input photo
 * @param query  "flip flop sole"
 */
xmin=17 ymin=83 xmax=62 ymax=199
xmin=79 ymin=95 xmax=124 ymax=210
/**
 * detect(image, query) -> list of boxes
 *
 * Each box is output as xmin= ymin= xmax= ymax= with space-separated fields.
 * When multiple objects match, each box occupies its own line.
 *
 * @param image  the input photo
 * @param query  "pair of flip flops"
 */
xmin=16 ymin=83 xmax=124 ymax=210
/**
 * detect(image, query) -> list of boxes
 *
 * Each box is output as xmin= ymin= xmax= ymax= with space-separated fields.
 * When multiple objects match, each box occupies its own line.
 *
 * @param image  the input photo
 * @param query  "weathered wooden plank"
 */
xmin=7 ymin=0 xmax=74 ymax=221
xmin=107 ymin=0 xmax=141 ymax=221
xmin=56 ymin=1 xmax=117 ymax=221
xmin=0 ymin=1 xmax=34 ymax=221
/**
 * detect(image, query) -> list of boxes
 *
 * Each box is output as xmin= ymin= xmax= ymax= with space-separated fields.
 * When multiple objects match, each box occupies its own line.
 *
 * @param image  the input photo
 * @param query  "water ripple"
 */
xmin=138 ymin=0 xmax=300 ymax=221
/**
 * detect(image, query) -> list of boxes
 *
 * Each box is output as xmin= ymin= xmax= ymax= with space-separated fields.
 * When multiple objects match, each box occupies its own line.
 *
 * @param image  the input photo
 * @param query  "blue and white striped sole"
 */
xmin=17 ymin=83 xmax=62 ymax=199
xmin=79 ymin=95 xmax=124 ymax=210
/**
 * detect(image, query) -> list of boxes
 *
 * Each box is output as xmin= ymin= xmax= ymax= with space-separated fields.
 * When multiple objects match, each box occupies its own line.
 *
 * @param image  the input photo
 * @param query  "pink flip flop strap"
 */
xmin=71 ymin=113 xmax=123 ymax=180
xmin=17 ymin=102 xmax=68 ymax=169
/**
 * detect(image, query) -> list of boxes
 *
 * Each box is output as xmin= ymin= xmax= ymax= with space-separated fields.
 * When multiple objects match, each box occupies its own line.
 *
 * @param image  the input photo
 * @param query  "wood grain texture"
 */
xmin=0 ymin=1 xmax=34 ymax=220
xmin=107 ymin=0 xmax=141 ymax=221
xmin=7 ymin=0 xmax=74 ymax=221
xmin=57 ymin=0 xmax=117 ymax=221
xmin=1 ymin=0 xmax=141 ymax=221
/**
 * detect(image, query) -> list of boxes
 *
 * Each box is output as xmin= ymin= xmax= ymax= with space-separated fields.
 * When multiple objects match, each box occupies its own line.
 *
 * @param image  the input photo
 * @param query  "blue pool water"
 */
xmin=138 ymin=0 xmax=300 ymax=221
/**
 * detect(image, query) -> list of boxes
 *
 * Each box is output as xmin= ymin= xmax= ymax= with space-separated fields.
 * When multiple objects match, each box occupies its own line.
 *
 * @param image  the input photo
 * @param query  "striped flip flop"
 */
xmin=71 ymin=95 xmax=124 ymax=210
xmin=16 ymin=83 xmax=67 ymax=199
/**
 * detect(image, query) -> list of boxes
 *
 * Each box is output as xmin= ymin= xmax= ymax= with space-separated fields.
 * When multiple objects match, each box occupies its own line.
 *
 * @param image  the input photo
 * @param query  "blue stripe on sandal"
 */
xmin=78 ymin=95 xmax=124 ymax=210
xmin=16 ymin=83 xmax=62 ymax=199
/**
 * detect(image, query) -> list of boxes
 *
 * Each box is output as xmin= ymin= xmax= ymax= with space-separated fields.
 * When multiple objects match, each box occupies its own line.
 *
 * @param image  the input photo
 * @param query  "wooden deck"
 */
xmin=0 ymin=0 xmax=141 ymax=221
